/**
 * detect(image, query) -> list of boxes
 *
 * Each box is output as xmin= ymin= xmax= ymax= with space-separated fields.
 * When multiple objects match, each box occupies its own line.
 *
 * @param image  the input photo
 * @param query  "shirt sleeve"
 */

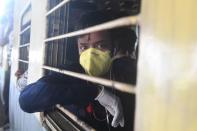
xmin=19 ymin=64 xmax=98 ymax=113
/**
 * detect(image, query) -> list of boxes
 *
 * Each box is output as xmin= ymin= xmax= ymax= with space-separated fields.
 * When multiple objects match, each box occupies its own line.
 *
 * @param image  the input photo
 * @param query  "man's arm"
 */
xmin=19 ymin=64 xmax=98 ymax=113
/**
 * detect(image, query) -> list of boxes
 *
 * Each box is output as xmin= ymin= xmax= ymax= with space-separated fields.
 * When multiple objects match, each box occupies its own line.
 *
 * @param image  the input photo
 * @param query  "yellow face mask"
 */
xmin=80 ymin=48 xmax=112 ymax=76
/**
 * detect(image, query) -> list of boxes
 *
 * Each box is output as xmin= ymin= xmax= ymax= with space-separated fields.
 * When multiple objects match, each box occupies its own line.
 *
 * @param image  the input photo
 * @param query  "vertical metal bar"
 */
xmin=22 ymin=62 xmax=24 ymax=73
xmin=50 ymin=6 xmax=55 ymax=66
xmin=23 ymin=44 xmax=25 ymax=60
xmin=49 ymin=41 xmax=53 ymax=66
xmin=47 ymin=0 xmax=52 ymax=38
xmin=57 ymin=5 xmax=65 ymax=66
xmin=46 ymin=43 xmax=49 ymax=66
xmin=53 ymin=41 xmax=58 ymax=67
xmin=20 ymin=34 xmax=22 ymax=45
xmin=28 ymin=28 xmax=30 ymax=43
xmin=47 ymin=15 xmax=50 ymax=38
xmin=25 ymin=63 xmax=28 ymax=72
xmin=27 ymin=45 xmax=29 ymax=61
xmin=48 ymin=43 xmax=51 ymax=66
xmin=60 ymin=39 xmax=64 ymax=66
xmin=18 ymin=58 xmax=20 ymax=72
xmin=23 ymin=47 xmax=25 ymax=60
xmin=61 ymin=4 xmax=67 ymax=66
xmin=52 ymin=3 xmax=58 ymax=67
xmin=63 ymin=3 xmax=69 ymax=64
xmin=52 ymin=0 xmax=61 ymax=67
xmin=44 ymin=43 xmax=47 ymax=65
xmin=25 ymin=46 xmax=27 ymax=60
xmin=22 ymin=47 xmax=24 ymax=60
xmin=48 ymin=0 xmax=51 ymax=11
xmin=55 ymin=4 xmax=61 ymax=67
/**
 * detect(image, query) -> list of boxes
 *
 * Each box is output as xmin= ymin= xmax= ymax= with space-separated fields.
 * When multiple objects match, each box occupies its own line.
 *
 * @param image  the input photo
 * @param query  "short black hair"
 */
xmin=76 ymin=11 xmax=137 ymax=54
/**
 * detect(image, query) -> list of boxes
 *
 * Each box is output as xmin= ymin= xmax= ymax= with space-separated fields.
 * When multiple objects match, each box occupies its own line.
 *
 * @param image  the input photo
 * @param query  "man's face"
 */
xmin=78 ymin=31 xmax=112 ymax=54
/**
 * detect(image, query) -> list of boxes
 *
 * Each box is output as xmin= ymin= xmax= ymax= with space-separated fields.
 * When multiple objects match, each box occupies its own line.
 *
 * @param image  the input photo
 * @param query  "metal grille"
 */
xmin=18 ymin=4 xmax=31 ymax=74
xmin=44 ymin=0 xmax=140 ymax=130
xmin=44 ymin=105 xmax=95 ymax=131
xmin=44 ymin=0 xmax=139 ymax=93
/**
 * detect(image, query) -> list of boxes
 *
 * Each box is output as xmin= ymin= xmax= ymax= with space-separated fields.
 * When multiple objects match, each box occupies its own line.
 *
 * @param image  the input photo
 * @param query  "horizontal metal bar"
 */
xmin=20 ymin=25 xmax=31 ymax=35
xmin=19 ymin=43 xmax=30 ymax=48
xmin=45 ymin=117 xmax=59 ymax=131
xmin=19 ymin=59 xmax=29 ymax=63
xmin=46 ymin=0 xmax=70 ymax=16
xmin=44 ymin=16 xmax=138 ymax=42
xmin=56 ymin=105 xmax=96 ymax=131
xmin=43 ymin=65 xmax=136 ymax=94
xmin=55 ymin=111 xmax=80 ymax=131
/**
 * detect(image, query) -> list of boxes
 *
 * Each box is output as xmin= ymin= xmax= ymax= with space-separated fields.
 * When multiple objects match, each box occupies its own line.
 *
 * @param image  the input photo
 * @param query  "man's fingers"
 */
xmin=106 ymin=106 xmax=115 ymax=116
xmin=111 ymin=107 xmax=120 ymax=127
xmin=120 ymin=117 xmax=125 ymax=127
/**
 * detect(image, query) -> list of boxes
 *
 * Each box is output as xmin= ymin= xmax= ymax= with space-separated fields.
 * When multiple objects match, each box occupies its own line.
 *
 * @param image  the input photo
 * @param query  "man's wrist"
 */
xmin=95 ymin=86 xmax=104 ymax=100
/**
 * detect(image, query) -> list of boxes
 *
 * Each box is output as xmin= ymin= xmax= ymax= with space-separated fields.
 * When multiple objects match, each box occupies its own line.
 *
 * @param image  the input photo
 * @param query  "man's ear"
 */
xmin=111 ymin=40 xmax=119 ymax=57
xmin=111 ymin=47 xmax=116 ymax=57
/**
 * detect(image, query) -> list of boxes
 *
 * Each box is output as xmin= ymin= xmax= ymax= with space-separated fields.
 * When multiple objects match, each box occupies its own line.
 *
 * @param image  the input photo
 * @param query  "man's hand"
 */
xmin=15 ymin=70 xmax=22 ymax=80
xmin=17 ymin=71 xmax=28 ymax=91
xmin=95 ymin=88 xmax=124 ymax=127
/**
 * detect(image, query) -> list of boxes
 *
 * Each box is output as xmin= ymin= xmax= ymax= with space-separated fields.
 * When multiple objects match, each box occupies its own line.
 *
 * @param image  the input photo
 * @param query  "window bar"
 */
xmin=20 ymin=1 xmax=31 ymax=18
xmin=57 ymin=4 xmax=64 ymax=66
xmin=55 ymin=111 xmax=81 ymax=131
xmin=63 ymin=3 xmax=69 ymax=65
xmin=56 ymin=7 xmax=62 ymax=67
xmin=46 ymin=115 xmax=61 ymax=130
xmin=19 ymin=46 xmax=29 ymax=61
xmin=46 ymin=0 xmax=70 ymax=16
xmin=45 ymin=116 xmax=60 ymax=131
xmin=44 ymin=15 xmax=138 ymax=42
xmin=20 ymin=25 xmax=31 ymax=35
xmin=50 ymin=10 xmax=55 ymax=66
xmin=19 ymin=48 xmax=22 ymax=59
xmin=45 ymin=44 xmax=49 ymax=66
xmin=48 ymin=43 xmax=52 ymax=66
xmin=27 ymin=46 xmax=29 ymax=61
xmin=61 ymin=4 xmax=67 ymax=66
xmin=20 ymin=34 xmax=23 ymax=46
xmin=56 ymin=105 xmax=96 ymax=131
xmin=47 ymin=14 xmax=51 ymax=37
xmin=55 ymin=4 xmax=61 ymax=67
xmin=19 ymin=62 xmax=28 ymax=74
xmin=59 ymin=4 xmax=64 ymax=35
xmin=21 ymin=47 xmax=24 ymax=60
xmin=43 ymin=65 xmax=135 ymax=94
xmin=19 ymin=43 xmax=30 ymax=48
xmin=58 ymin=39 xmax=64 ymax=66
xmin=51 ymin=9 xmax=57 ymax=67
xmin=53 ymin=41 xmax=58 ymax=67
xmin=19 ymin=59 xmax=29 ymax=63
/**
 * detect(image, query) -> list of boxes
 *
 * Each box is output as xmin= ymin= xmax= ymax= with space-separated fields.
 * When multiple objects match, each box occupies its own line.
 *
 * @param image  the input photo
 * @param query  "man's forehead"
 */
xmin=78 ymin=31 xmax=110 ymax=42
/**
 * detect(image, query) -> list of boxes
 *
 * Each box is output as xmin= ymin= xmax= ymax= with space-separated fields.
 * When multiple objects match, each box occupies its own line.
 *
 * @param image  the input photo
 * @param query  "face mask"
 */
xmin=80 ymin=48 xmax=112 ymax=76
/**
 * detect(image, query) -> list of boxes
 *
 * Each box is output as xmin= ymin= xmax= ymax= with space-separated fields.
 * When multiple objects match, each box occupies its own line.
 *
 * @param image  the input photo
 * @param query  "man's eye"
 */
xmin=96 ymin=43 xmax=108 ymax=50
xmin=96 ymin=44 xmax=102 ymax=49
xmin=80 ymin=46 xmax=88 ymax=51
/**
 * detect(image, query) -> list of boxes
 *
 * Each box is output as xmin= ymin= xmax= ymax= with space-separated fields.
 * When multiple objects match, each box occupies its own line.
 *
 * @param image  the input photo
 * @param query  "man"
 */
xmin=19 ymin=11 xmax=137 ymax=131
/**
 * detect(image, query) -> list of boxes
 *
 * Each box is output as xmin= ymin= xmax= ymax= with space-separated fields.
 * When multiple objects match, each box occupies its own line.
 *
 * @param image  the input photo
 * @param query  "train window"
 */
xmin=17 ymin=3 xmax=31 ymax=90
xmin=42 ymin=0 xmax=140 ymax=131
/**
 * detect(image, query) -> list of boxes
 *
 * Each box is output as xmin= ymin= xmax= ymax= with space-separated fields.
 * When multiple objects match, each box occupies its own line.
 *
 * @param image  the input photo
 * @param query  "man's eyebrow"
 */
xmin=79 ymin=42 xmax=88 ymax=45
xmin=94 ymin=40 xmax=105 ymax=45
